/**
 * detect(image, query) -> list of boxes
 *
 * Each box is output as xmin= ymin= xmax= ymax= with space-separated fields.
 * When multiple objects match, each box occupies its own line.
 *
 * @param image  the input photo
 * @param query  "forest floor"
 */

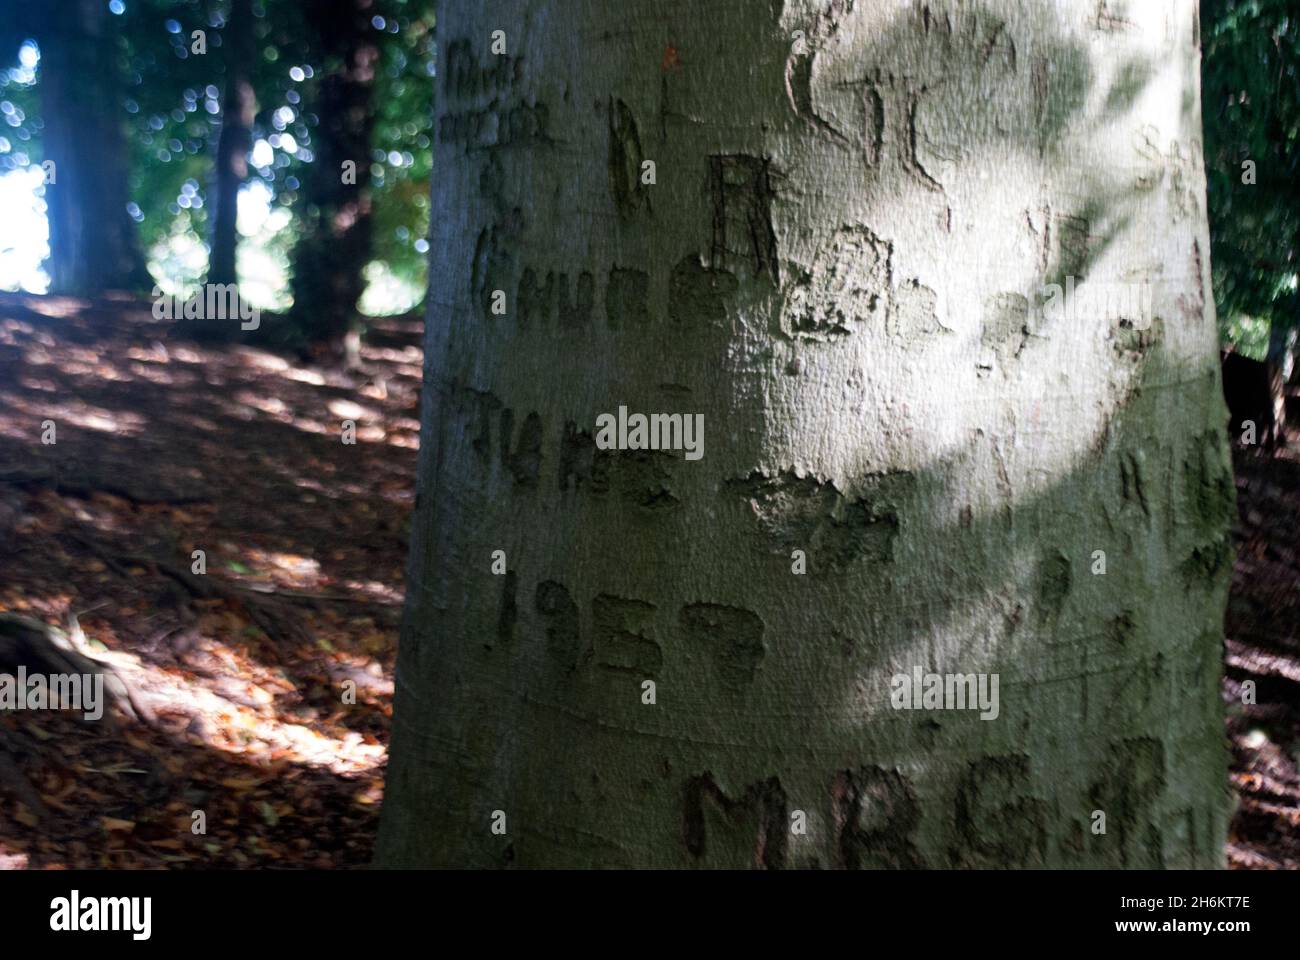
xmin=0 ymin=292 xmax=417 ymax=867
xmin=0 ymin=291 xmax=1296 ymax=868
xmin=1225 ymin=444 xmax=1300 ymax=869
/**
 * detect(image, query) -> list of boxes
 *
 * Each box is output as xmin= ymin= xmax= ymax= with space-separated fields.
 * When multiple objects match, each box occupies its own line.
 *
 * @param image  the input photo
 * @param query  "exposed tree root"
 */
xmin=0 ymin=613 xmax=158 ymax=821
xmin=145 ymin=557 xmax=306 ymax=656
xmin=68 ymin=527 xmax=315 ymax=656
xmin=0 ymin=613 xmax=156 ymax=727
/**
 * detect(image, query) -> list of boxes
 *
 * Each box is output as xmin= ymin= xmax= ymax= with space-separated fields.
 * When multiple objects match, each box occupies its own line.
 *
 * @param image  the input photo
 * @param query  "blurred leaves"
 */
xmin=1 ymin=0 xmax=433 ymax=312
xmin=1203 ymin=0 xmax=1300 ymax=353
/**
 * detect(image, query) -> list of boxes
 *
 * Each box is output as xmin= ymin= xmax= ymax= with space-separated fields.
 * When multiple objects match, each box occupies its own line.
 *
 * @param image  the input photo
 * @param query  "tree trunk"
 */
xmin=378 ymin=0 xmax=1234 ymax=868
xmin=208 ymin=0 xmax=256 ymax=289
xmin=288 ymin=0 xmax=378 ymax=346
xmin=37 ymin=0 xmax=150 ymax=296
xmin=1264 ymin=312 xmax=1295 ymax=446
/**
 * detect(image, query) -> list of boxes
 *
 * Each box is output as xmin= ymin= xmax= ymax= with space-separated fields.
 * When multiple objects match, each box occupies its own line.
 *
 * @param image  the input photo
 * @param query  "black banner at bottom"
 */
xmin=0 ymin=868 xmax=1288 ymax=947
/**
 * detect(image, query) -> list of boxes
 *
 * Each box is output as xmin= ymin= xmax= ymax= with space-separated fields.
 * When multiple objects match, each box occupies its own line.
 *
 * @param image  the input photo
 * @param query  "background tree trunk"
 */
xmin=1264 ymin=303 xmax=1295 ymax=445
xmin=35 ymin=0 xmax=150 ymax=296
xmin=208 ymin=0 xmax=256 ymax=289
xmin=288 ymin=0 xmax=378 ymax=346
xmin=379 ymin=0 xmax=1234 ymax=868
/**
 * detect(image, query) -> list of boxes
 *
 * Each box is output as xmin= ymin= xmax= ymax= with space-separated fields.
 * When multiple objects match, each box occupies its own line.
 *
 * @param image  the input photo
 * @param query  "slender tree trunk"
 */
xmin=1264 ymin=300 xmax=1295 ymax=445
xmin=208 ymin=0 xmax=255 ymax=288
xmin=288 ymin=0 xmax=378 ymax=347
xmin=36 ymin=0 xmax=150 ymax=296
xmin=379 ymin=0 xmax=1233 ymax=868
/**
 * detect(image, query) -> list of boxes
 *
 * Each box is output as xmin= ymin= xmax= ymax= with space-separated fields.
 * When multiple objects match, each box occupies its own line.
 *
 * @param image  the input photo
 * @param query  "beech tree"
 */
xmin=378 ymin=0 xmax=1234 ymax=868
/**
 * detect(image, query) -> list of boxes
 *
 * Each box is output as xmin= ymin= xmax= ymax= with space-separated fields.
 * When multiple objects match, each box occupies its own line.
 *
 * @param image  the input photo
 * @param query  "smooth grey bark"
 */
xmin=378 ymin=0 xmax=1233 ymax=868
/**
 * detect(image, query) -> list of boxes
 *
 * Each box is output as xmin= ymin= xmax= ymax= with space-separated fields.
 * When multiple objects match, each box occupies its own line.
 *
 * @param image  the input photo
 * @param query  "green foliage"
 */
xmin=118 ymin=0 xmax=225 ymax=262
xmin=0 ymin=39 xmax=43 ymax=172
xmin=365 ymin=2 xmax=435 ymax=305
xmin=3 ymin=0 xmax=433 ymax=312
xmin=1202 ymin=0 xmax=1300 ymax=351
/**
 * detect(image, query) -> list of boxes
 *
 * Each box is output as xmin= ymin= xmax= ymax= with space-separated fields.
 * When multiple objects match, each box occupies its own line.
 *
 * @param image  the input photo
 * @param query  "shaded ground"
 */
xmin=0 ymin=291 xmax=1296 ymax=868
xmin=0 ymin=292 xmax=418 ymax=867
xmin=1225 ymin=443 xmax=1300 ymax=869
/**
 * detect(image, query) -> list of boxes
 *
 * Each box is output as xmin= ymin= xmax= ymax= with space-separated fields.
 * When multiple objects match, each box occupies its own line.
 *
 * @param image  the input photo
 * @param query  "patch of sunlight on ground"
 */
xmin=24 ymin=296 xmax=88 ymax=318
xmin=327 ymin=399 xmax=378 ymax=420
xmin=9 ymin=596 xmax=388 ymax=778
xmin=0 ymin=392 xmax=146 ymax=436
xmin=90 ymin=632 xmax=385 ymax=776
xmin=126 ymin=344 xmax=171 ymax=364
